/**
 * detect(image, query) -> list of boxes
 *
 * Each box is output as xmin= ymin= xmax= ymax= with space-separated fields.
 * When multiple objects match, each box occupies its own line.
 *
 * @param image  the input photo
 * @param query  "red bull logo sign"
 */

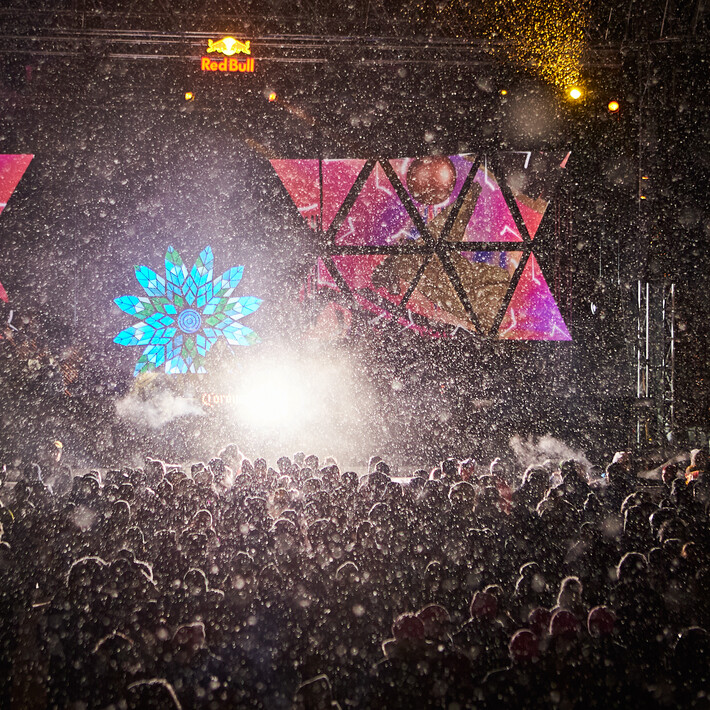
xmin=208 ymin=37 xmax=250 ymax=56
xmin=201 ymin=56 xmax=254 ymax=72
xmin=201 ymin=37 xmax=255 ymax=72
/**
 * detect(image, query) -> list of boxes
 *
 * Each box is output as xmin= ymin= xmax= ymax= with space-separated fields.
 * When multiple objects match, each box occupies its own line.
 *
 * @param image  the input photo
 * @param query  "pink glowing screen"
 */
xmin=270 ymin=153 xmax=571 ymax=341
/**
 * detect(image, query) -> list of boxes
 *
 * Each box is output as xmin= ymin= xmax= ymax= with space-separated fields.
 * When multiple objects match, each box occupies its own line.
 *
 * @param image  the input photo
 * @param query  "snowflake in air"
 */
xmin=114 ymin=246 xmax=262 ymax=375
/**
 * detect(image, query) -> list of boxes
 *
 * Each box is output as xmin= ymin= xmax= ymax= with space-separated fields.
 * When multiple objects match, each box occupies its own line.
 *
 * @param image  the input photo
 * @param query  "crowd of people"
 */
xmin=0 ymin=444 xmax=709 ymax=709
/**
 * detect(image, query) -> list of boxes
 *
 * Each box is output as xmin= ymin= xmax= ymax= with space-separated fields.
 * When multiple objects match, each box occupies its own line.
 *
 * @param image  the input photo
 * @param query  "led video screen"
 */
xmin=270 ymin=152 xmax=571 ymax=340
xmin=113 ymin=246 xmax=262 ymax=375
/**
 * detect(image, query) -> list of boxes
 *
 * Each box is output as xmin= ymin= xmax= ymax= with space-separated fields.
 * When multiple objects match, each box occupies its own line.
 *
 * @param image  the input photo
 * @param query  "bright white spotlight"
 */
xmin=237 ymin=362 xmax=304 ymax=430
xmin=214 ymin=349 xmax=379 ymax=461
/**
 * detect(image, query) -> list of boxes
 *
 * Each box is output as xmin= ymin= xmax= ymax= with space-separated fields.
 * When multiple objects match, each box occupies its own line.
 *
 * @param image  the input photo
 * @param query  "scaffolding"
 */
xmin=635 ymin=279 xmax=676 ymax=448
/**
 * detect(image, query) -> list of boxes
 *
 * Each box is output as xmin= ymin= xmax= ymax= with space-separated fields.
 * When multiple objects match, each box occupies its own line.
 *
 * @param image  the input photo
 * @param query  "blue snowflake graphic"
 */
xmin=114 ymin=246 xmax=262 ymax=375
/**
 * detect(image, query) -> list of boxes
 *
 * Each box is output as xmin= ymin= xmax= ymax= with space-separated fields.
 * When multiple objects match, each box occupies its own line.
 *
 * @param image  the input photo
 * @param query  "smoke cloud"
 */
xmin=509 ymin=434 xmax=593 ymax=471
xmin=115 ymin=390 xmax=204 ymax=429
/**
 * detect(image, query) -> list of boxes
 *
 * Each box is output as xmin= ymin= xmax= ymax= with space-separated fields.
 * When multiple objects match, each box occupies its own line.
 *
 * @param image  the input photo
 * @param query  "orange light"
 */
xmin=184 ymin=91 xmax=194 ymax=101
xmin=500 ymin=89 xmax=508 ymax=96
xmin=568 ymin=87 xmax=582 ymax=100
xmin=268 ymin=91 xmax=277 ymax=102
xmin=607 ymin=100 xmax=620 ymax=112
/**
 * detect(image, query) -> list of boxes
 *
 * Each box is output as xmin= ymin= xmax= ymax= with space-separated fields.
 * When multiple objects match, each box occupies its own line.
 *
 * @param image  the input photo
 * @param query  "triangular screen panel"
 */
xmin=316 ymin=257 xmax=339 ymax=290
xmin=403 ymin=255 xmax=474 ymax=331
xmin=270 ymin=158 xmax=365 ymax=231
xmin=389 ymin=155 xmax=474 ymax=220
xmin=322 ymin=159 xmax=366 ymax=230
xmin=499 ymin=254 xmax=571 ymax=340
xmin=0 ymin=154 xmax=33 ymax=216
xmin=332 ymin=254 xmax=429 ymax=311
xmin=270 ymin=159 xmax=320 ymax=229
xmin=498 ymin=151 xmax=570 ymax=239
xmin=332 ymin=162 xmax=422 ymax=246
xmin=463 ymin=163 xmax=523 ymax=243
xmin=457 ymin=251 xmax=522 ymax=334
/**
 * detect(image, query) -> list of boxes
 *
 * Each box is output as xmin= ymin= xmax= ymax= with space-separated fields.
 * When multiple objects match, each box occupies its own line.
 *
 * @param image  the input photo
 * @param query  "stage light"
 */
xmin=184 ymin=92 xmax=194 ymax=101
xmin=607 ymin=100 xmax=619 ymax=113
xmin=268 ymin=91 xmax=277 ymax=102
xmin=237 ymin=364 xmax=300 ymax=429
xmin=231 ymin=355 xmax=346 ymax=433
xmin=220 ymin=350 xmax=375 ymax=461
xmin=568 ymin=87 xmax=582 ymax=100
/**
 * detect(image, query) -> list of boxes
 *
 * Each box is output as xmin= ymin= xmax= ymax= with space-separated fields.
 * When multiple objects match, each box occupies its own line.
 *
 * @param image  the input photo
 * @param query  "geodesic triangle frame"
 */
xmin=272 ymin=151 xmax=571 ymax=340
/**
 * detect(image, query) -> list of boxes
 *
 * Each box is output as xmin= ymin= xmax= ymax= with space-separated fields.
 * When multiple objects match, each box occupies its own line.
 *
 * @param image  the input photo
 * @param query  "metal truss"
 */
xmin=0 ymin=0 xmax=703 ymax=52
xmin=661 ymin=281 xmax=676 ymax=443
xmin=2 ymin=0 xmax=701 ymax=73
xmin=635 ymin=279 xmax=677 ymax=447
xmin=587 ymin=0 xmax=707 ymax=43
xmin=0 ymin=0 xmax=448 ymax=37
xmin=0 ymin=6 xmax=701 ymax=85
xmin=308 ymin=153 xmax=559 ymax=339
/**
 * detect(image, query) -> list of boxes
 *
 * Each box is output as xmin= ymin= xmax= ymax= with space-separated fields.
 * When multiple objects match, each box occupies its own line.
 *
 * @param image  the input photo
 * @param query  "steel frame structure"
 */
xmin=635 ymin=279 xmax=677 ymax=447
xmin=0 ymin=0 xmax=699 ymax=442
xmin=0 ymin=0 xmax=703 ymax=67
xmin=0 ymin=0 xmax=704 ymax=43
xmin=661 ymin=281 xmax=676 ymax=443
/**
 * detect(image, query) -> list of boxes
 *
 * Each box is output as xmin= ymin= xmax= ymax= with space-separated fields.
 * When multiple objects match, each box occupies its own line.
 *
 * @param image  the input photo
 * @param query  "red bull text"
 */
xmin=201 ymin=56 xmax=255 ymax=72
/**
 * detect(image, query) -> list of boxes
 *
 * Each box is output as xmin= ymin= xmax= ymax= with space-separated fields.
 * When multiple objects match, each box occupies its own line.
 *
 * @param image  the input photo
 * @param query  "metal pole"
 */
xmin=636 ymin=279 xmax=642 ymax=445
xmin=636 ymin=279 xmax=642 ymax=398
xmin=669 ymin=282 xmax=676 ymax=441
xmin=660 ymin=0 xmax=670 ymax=38
xmin=645 ymin=281 xmax=650 ymax=400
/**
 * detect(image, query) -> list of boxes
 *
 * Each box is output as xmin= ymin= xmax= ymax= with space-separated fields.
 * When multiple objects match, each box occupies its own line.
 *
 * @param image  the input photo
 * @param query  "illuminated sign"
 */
xmin=202 ymin=392 xmax=237 ymax=407
xmin=201 ymin=57 xmax=254 ymax=72
xmin=201 ymin=37 xmax=255 ymax=73
xmin=207 ymin=38 xmax=250 ymax=56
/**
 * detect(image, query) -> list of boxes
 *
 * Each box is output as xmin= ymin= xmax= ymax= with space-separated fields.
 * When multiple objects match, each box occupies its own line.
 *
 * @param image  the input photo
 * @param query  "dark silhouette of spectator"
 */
xmin=0 ymin=443 xmax=706 ymax=708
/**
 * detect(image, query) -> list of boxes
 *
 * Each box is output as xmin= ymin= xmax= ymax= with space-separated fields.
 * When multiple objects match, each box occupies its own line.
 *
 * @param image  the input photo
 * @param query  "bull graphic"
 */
xmin=207 ymin=38 xmax=251 ymax=56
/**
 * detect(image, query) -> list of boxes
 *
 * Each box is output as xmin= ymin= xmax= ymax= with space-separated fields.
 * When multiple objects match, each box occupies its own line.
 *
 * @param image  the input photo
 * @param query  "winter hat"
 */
xmin=417 ymin=604 xmax=451 ymax=640
xmin=549 ymin=609 xmax=582 ymax=638
xmin=509 ymin=629 xmax=541 ymax=664
xmin=469 ymin=590 xmax=498 ymax=620
xmin=392 ymin=613 xmax=426 ymax=642
xmin=616 ymin=551 xmax=647 ymax=584
xmin=126 ymin=679 xmax=181 ymax=710
xmin=587 ymin=606 xmax=617 ymax=637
